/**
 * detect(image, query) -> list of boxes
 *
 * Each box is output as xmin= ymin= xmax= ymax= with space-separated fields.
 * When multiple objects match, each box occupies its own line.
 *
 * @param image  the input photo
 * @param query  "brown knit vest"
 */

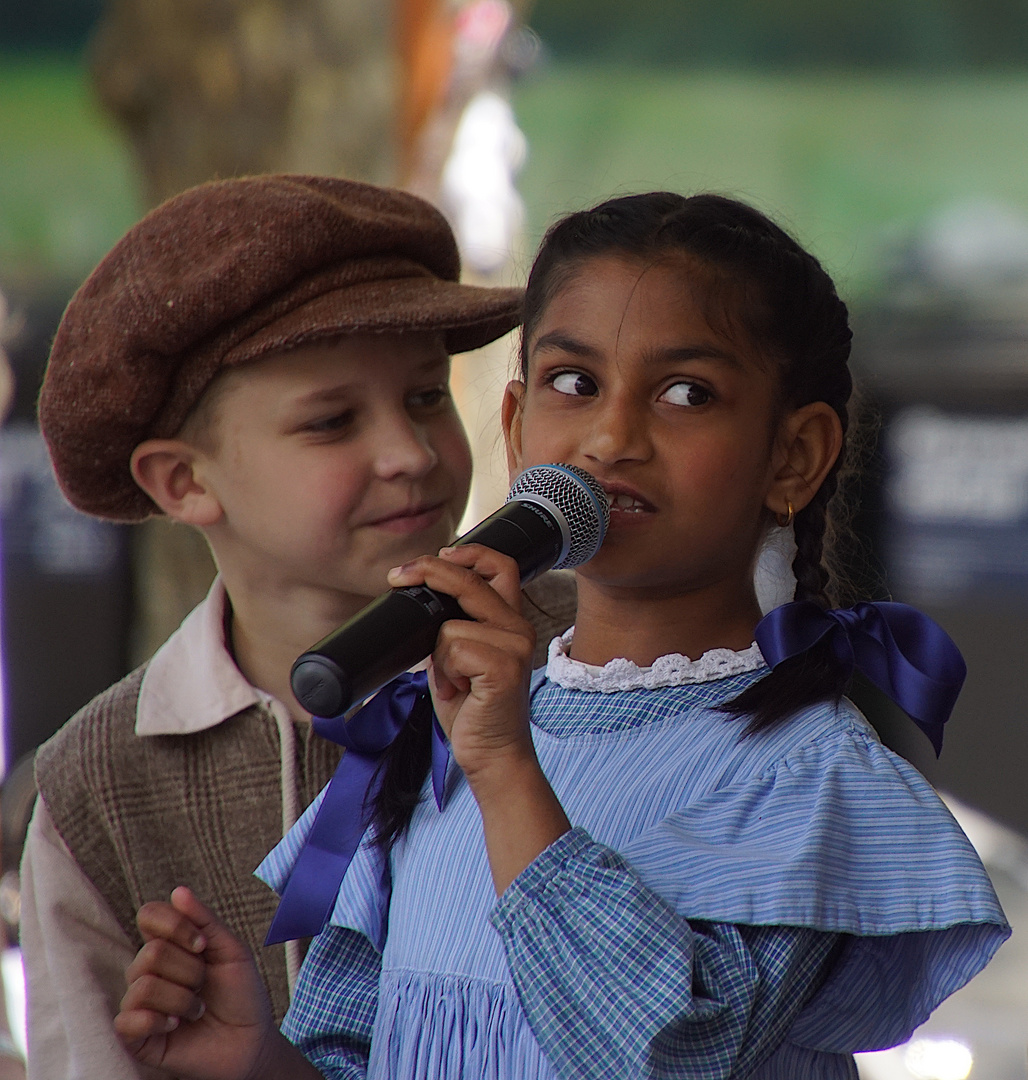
xmin=34 ymin=668 xmax=341 ymax=1024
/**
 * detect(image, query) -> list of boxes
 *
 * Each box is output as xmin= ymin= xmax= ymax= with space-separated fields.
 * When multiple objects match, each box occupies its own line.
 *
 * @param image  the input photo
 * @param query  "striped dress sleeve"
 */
xmin=490 ymin=828 xmax=840 ymax=1079
xmin=281 ymin=925 xmax=379 ymax=1079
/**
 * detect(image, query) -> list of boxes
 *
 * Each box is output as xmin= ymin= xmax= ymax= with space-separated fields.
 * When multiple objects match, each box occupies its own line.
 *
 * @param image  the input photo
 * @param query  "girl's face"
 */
xmin=505 ymin=253 xmax=787 ymax=598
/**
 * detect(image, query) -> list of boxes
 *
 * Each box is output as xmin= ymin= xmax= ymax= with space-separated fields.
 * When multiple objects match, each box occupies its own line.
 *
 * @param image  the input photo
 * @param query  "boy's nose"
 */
xmin=372 ymin=414 xmax=438 ymax=479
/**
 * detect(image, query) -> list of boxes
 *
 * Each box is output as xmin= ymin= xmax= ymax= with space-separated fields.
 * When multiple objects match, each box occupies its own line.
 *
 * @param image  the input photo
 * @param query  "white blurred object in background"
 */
xmin=440 ymin=88 xmax=526 ymax=275
xmin=754 ymin=524 xmax=797 ymax=614
xmin=0 ymin=952 xmax=23 ymax=1059
xmin=439 ymin=1 xmax=527 ymax=276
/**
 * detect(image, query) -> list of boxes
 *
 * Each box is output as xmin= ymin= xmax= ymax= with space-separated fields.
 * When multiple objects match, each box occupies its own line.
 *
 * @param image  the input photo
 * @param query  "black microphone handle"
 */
xmin=290 ymin=499 xmax=566 ymax=716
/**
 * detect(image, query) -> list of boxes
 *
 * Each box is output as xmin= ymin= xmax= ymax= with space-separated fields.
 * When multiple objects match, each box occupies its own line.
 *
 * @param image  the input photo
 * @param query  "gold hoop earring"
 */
xmin=775 ymin=500 xmax=794 ymax=529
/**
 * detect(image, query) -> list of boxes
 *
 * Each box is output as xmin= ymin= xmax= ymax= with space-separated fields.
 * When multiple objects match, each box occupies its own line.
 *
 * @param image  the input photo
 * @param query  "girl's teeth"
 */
xmin=603 ymin=490 xmax=647 ymax=511
xmin=610 ymin=493 xmax=644 ymax=510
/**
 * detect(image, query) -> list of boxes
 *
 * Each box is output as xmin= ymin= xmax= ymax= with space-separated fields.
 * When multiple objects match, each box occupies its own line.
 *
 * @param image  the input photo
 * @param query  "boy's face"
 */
xmin=194 ymin=332 xmax=473 ymax=611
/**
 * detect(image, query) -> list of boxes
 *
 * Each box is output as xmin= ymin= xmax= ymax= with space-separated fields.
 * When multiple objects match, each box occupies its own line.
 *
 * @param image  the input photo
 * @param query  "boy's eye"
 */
xmin=551 ymin=371 xmax=598 ymax=397
xmin=304 ymin=409 xmax=356 ymax=434
xmin=407 ymin=385 xmax=450 ymax=410
xmin=660 ymin=381 xmax=712 ymax=407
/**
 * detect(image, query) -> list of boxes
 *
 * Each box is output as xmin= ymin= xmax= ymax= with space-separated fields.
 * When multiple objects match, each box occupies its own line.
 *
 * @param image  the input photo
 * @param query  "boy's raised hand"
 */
xmin=115 ymin=887 xmax=290 ymax=1080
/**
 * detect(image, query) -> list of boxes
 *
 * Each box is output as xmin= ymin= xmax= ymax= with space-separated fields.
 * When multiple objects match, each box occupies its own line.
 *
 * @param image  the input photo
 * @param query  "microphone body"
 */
xmin=291 ymin=464 xmax=608 ymax=717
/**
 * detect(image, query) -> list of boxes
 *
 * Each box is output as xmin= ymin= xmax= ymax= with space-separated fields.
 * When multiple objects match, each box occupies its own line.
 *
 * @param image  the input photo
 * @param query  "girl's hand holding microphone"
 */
xmin=387 ymin=544 xmax=571 ymax=894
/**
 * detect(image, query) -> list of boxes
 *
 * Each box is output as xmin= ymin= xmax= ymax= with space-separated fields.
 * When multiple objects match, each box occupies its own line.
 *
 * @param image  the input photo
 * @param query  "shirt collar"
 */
xmin=136 ymin=577 xmax=264 ymax=736
xmin=545 ymin=627 xmax=766 ymax=693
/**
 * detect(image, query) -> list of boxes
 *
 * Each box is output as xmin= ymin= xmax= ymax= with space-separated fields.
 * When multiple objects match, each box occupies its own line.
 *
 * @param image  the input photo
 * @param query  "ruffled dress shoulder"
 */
xmin=258 ymin=631 xmax=1009 ymax=1078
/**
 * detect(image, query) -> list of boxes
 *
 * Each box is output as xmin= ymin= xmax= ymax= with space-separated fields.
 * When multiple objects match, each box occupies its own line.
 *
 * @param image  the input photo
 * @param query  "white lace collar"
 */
xmin=545 ymin=628 xmax=766 ymax=693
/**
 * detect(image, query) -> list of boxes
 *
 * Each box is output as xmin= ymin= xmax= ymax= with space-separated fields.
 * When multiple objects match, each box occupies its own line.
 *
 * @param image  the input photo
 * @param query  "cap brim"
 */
xmin=223 ymin=276 xmax=524 ymax=367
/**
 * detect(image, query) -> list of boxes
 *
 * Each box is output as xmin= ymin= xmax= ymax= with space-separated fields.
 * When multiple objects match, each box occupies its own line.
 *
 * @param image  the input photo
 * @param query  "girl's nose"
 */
xmin=580 ymin=395 xmax=650 ymax=467
xmin=372 ymin=411 xmax=438 ymax=480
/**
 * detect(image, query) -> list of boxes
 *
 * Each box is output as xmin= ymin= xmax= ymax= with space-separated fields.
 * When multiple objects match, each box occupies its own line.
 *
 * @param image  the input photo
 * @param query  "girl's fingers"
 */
xmin=167 ymin=886 xmax=252 ymax=966
xmin=114 ymin=1006 xmax=179 ymax=1042
xmin=435 ymin=621 xmax=536 ymax=686
xmin=429 ymin=622 xmax=536 ymax=742
xmin=437 ymin=544 xmax=524 ymax=607
xmin=425 ymin=604 xmax=535 ymax=711
xmin=126 ymin=936 xmax=205 ymax=993
xmin=426 ymin=659 xmax=460 ymax=704
xmin=120 ymin=970 xmax=206 ymax=1024
xmin=388 ymin=546 xmax=524 ymax=619
xmin=137 ymin=896 xmax=207 ymax=954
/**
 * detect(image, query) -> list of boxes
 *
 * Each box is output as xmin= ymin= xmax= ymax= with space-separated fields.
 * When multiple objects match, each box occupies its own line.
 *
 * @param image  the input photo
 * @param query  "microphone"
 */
xmin=290 ymin=463 xmax=609 ymax=717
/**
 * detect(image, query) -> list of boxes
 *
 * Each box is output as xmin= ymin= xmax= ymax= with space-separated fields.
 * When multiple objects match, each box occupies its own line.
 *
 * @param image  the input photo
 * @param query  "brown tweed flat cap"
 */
xmin=39 ymin=174 xmax=524 ymax=522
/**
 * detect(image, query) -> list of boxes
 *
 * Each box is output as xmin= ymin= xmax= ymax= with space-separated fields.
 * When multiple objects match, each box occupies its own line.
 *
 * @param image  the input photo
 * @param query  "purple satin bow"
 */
xmin=265 ymin=670 xmax=449 ymax=945
xmin=755 ymin=600 xmax=966 ymax=756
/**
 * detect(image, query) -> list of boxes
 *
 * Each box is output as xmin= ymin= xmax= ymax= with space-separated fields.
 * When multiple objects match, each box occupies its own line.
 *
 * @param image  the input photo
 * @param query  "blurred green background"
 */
xmin=0 ymin=57 xmax=139 ymax=289
xmin=4 ymin=0 xmax=1028 ymax=299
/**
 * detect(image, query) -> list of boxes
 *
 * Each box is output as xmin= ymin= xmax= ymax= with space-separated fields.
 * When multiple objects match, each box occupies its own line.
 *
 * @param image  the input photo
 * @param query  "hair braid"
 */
xmin=787 ymin=316 xmax=853 ymax=610
xmin=792 ymin=495 xmax=832 ymax=606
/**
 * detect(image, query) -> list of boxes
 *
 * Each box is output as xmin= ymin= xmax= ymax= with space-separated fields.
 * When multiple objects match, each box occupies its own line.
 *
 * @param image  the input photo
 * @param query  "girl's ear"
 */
xmin=767 ymin=401 xmax=843 ymax=519
xmin=501 ymin=379 xmax=526 ymax=478
xmin=129 ymin=439 xmax=224 ymax=527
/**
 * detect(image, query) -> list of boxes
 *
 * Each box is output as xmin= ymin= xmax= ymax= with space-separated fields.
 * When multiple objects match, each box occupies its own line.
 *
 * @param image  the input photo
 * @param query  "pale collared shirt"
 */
xmin=20 ymin=579 xmax=298 ymax=1080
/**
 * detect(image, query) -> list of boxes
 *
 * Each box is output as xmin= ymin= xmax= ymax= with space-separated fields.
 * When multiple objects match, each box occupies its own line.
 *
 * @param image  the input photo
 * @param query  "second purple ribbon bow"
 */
xmin=265 ymin=669 xmax=449 ymax=945
xmin=755 ymin=600 xmax=966 ymax=756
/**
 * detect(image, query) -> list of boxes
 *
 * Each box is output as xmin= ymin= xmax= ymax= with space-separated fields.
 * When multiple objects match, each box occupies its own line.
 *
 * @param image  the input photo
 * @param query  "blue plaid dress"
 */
xmin=258 ymin=663 xmax=1008 ymax=1079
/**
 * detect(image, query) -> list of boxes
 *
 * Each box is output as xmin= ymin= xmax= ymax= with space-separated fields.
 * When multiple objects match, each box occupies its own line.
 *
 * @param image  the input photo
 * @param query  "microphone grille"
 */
xmin=506 ymin=464 xmax=609 ymax=569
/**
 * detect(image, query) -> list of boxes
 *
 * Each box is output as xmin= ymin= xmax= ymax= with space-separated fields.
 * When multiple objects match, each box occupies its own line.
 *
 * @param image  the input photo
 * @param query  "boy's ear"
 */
xmin=129 ymin=439 xmax=224 ymax=527
xmin=501 ymin=380 xmax=526 ymax=477
xmin=766 ymin=402 xmax=844 ymax=519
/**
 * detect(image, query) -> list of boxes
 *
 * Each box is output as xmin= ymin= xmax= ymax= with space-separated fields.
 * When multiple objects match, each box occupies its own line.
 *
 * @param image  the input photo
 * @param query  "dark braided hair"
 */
xmin=370 ymin=191 xmax=856 ymax=851
xmin=518 ymin=192 xmax=855 ymax=733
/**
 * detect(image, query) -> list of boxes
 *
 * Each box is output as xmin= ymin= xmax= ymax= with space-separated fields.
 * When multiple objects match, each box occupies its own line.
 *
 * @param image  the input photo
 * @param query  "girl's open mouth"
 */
xmin=602 ymin=485 xmax=656 ymax=516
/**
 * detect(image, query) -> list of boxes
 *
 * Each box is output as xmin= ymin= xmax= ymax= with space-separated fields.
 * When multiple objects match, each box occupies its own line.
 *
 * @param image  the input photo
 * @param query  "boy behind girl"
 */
xmin=20 ymin=176 xmax=575 ymax=1079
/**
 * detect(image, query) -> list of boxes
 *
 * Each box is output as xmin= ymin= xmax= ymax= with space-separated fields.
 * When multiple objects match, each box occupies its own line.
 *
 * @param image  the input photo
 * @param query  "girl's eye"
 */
xmin=660 ymin=381 xmax=712 ymax=408
xmin=551 ymin=371 xmax=598 ymax=397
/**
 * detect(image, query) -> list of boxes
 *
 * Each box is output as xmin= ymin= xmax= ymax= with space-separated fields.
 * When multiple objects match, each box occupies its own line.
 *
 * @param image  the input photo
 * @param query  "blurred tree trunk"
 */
xmin=90 ymin=0 xmax=400 ymax=661
xmin=90 ymin=0 xmax=397 ymax=207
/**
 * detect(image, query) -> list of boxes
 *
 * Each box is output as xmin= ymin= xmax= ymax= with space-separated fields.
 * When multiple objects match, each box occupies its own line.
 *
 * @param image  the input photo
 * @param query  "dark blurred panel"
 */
xmin=0 ymin=286 xmax=132 ymax=765
xmin=851 ymin=208 xmax=1028 ymax=833
xmin=0 ymin=0 xmax=103 ymax=52
xmin=921 ymin=603 xmax=1028 ymax=834
xmin=531 ymin=0 xmax=1028 ymax=68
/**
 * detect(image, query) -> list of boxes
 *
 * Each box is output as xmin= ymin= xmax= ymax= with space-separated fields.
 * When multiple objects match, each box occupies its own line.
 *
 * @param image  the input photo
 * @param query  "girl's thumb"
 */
xmin=170 ymin=885 xmax=250 ymax=963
